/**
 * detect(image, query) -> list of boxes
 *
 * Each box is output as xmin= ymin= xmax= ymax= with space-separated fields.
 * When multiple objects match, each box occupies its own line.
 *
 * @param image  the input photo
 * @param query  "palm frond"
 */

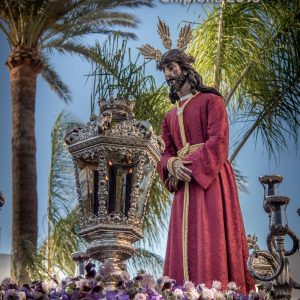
xmin=41 ymin=55 xmax=72 ymax=103
xmin=28 ymin=110 xmax=84 ymax=278
xmin=0 ymin=0 xmax=154 ymax=47
xmin=190 ymin=1 xmax=300 ymax=161
xmin=89 ymin=36 xmax=159 ymax=113
xmin=42 ymin=40 xmax=95 ymax=61
xmin=231 ymin=163 xmax=249 ymax=194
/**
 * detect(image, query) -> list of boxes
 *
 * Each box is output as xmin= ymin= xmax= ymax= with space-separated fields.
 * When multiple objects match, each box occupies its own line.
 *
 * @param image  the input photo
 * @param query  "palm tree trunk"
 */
xmin=6 ymin=47 xmax=42 ymax=284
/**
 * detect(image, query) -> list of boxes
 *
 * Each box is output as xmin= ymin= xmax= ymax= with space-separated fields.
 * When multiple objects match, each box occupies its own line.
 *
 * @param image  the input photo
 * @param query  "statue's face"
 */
xmin=162 ymin=61 xmax=187 ymax=94
xmin=162 ymin=61 xmax=181 ymax=83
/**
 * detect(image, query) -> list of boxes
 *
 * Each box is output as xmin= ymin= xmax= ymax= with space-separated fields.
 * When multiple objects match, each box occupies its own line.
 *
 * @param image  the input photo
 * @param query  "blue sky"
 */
xmin=0 ymin=2 xmax=299 ymax=260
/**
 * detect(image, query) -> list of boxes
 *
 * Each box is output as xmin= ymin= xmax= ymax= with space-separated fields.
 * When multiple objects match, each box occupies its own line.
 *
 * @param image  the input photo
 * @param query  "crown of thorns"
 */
xmin=138 ymin=18 xmax=193 ymax=64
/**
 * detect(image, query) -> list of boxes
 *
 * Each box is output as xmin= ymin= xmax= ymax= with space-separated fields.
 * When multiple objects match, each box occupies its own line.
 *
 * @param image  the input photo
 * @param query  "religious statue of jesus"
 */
xmin=139 ymin=19 xmax=255 ymax=294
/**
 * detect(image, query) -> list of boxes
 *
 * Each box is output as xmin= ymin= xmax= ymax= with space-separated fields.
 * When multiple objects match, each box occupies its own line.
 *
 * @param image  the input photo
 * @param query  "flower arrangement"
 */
xmin=0 ymin=261 xmax=267 ymax=300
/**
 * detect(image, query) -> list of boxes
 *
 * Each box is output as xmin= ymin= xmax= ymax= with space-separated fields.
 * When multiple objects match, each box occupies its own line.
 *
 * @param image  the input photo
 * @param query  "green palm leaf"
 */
xmin=28 ymin=111 xmax=84 ymax=278
xmin=189 ymin=1 xmax=300 ymax=161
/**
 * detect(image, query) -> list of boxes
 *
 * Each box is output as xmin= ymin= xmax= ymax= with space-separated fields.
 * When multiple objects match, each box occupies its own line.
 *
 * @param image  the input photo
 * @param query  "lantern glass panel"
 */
xmin=107 ymin=160 xmax=135 ymax=217
xmin=79 ymin=166 xmax=99 ymax=216
xmin=136 ymin=163 xmax=155 ymax=218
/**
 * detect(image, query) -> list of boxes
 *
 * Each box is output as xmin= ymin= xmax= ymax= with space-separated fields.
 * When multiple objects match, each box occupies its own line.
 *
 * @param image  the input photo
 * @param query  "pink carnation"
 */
xmin=133 ymin=293 xmax=147 ymax=300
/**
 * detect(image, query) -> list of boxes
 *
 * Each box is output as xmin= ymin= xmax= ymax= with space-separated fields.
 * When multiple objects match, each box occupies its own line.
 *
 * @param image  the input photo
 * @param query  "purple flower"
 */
xmin=106 ymin=290 xmax=118 ymax=300
xmin=116 ymin=292 xmax=129 ymax=300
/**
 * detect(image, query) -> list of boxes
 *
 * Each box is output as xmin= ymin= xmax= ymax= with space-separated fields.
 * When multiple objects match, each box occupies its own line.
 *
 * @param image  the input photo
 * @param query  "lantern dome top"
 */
xmin=98 ymin=97 xmax=135 ymax=122
xmin=64 ymin=97 xmax=164 ymax=158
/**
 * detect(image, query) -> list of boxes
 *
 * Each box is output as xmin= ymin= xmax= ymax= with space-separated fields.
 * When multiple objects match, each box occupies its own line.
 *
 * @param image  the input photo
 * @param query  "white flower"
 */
xmin=224 ymin=290 xmax=235 ymax=300
xmin=173 ymin=289 xmax=184 ymax=297
xmin=18 ymin=291 xmax=26 ymax=300
xmin=214 ymin=291 xmax=225 ymax=300
xmin=227 ymin=282 xmax=237 ymax=291
xmin=190 ymin=290 xmax=199 ymax=300
xmin=197 ymin=283 xmax=206 ymax=290
xmin=183 ymin=281 xmax=195 ymax=291
xmin=212 ymin=281 xmax=222 ymax=290
xmin=202 ymin=288 xmax=214 ymax=300
xmin=133 ymin=293 xmax=147 ymax=300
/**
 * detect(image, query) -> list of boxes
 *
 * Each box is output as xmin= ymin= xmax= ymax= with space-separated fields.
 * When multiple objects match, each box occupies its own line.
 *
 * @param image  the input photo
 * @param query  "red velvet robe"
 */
xmin=157 ymin=93 xmax=255 ymax=294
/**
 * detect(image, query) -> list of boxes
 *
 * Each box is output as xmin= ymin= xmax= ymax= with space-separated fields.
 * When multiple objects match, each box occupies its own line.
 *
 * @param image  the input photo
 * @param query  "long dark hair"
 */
xmin=157 ymin=49 xmax=221 ymax=103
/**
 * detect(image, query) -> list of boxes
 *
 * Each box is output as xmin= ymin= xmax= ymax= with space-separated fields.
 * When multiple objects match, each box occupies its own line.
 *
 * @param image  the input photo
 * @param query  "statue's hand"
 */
xmin=173 ymin=160 xmax=192 ymax=182
xmin=166 ymin=175 xmax=178 ymax=192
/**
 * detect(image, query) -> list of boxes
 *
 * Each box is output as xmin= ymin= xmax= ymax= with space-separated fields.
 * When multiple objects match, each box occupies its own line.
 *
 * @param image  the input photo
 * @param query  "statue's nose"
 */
xmin=164 ymin=68 xmax=172 ymax=78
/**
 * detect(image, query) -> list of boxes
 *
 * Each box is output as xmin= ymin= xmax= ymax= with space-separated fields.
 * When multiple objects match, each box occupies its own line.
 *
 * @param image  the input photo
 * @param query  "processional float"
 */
xmin=64 ymin=97 xmax=300 ymax=298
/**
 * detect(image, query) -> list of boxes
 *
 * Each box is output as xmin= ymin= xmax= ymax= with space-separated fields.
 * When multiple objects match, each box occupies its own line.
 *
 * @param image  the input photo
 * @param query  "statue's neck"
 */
xmin=177 ymin=80 xmax=192 ymax=98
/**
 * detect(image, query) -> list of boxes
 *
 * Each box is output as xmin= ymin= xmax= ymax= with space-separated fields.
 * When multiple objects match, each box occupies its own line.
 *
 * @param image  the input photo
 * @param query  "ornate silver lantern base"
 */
xmin=80 ymin=224 xmax=142 ymax=274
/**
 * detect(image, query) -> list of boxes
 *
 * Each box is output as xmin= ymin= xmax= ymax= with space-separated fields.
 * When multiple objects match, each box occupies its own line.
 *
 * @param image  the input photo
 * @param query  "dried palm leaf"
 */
xmin=137 ymin=44 xmax=162 ymax=61
xmin=157 ymin=17 xmax=172 ymax=50
xmin=177 ymin=24 xmax=193 ymax=51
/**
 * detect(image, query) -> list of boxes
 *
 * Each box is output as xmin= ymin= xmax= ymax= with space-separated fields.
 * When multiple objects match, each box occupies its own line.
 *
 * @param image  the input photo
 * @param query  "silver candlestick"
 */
xmin=248 ymin=175 xmax=300 ymax=299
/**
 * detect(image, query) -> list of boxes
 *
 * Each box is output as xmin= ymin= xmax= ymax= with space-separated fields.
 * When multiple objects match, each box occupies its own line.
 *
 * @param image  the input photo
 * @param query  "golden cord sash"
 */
xmin=176 ymin=93 xmax=203 ymax=282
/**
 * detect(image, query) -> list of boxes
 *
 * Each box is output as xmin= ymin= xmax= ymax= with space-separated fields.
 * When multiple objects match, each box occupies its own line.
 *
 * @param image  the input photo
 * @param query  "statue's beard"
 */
xmin=167 ymin=72 xmax=187 ymax=104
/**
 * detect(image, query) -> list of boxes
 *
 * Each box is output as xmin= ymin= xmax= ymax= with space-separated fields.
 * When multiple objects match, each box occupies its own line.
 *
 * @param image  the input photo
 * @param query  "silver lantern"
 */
xmin=65 ymin=97 xmax=164 ymax=280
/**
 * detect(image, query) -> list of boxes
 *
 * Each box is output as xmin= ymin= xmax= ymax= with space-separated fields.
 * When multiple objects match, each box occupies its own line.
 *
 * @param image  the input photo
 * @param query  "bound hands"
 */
xmin=173 ymin=159 xmax=192 ymax=182
xmin=167 ymin=160 xmax=192 ymax=192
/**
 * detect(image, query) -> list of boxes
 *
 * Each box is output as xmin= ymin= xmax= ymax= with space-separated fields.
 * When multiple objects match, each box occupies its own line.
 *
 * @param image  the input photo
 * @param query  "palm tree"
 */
xmin=188 ymin=1 xmax=299 ymax=163
xmin=0 ymin=0 xmax=154 ymax=283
